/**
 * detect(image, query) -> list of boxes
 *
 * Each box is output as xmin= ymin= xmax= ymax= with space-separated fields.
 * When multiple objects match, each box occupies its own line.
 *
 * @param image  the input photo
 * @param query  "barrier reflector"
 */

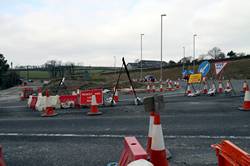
xmin=211 ymin=140 xmax=250 ymax=166
xmin=0 ymin=145 xmax=6 ymax=166
xmin=119 ymin=137 xmax=148 ymax=166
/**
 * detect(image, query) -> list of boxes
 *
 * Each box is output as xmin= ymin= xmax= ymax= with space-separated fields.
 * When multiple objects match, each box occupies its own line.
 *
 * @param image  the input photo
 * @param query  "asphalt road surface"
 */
xmin=0 ymin=91 xmax=249 ymax=166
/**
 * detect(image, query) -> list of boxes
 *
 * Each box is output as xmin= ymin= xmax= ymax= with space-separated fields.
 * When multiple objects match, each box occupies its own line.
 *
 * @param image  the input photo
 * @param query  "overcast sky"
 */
xmin=0 ymin=0 xmax=249 ymax=67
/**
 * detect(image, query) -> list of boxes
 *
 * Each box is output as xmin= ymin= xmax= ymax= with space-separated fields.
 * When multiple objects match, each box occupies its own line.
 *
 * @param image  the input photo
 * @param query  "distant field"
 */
xmin=18 ymin=67 xmax=116 ymax=79
xmin=19 ymin=71 xmax=49 ymax=79
xmin=102 ymin=58 xmax=250 ymax=81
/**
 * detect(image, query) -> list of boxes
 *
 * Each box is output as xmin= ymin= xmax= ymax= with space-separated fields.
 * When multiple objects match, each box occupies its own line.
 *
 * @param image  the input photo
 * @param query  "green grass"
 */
xmin=19 ymin=71 xmax=49 ymax=79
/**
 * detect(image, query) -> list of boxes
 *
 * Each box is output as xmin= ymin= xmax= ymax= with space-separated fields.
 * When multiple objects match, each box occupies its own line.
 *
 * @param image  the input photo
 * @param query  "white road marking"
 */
xmin=0 ymin=106 xmax=26 ymax=108
xmin=0 ymin=133 xmax=249 ymax=140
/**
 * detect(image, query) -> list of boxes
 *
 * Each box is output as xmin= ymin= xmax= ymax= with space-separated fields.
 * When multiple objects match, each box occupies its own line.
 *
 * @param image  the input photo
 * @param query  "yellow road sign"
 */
xmin=188 ymin=73 xmax=202 ymax=84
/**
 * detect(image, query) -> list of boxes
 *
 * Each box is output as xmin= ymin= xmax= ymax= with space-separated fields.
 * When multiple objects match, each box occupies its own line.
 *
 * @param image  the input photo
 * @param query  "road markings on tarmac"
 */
xmin=0 ymin=133 xmax=250 ymax=140
xmin=0 ymin=106 xmax=26 ymax=108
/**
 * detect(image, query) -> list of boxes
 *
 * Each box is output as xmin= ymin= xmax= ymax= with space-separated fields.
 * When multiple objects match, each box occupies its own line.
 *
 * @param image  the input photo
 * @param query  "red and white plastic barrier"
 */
xmin=0 ymin=145 xmax=6 ymax=166
xmin=119 ymin=137 xmax=148 ymax=166
xmin=211 ymin=140 xmax=250 ymax=166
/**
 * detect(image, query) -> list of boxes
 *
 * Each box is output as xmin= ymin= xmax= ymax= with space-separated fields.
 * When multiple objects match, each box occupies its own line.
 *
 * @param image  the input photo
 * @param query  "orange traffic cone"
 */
xmin=129 ymin=86 xmax=133 ymax=94
xmin=218 ymin=81 xmax=223 ymax=94
xmin=203 ymin=82 xmax=208 ymax=94
xmin=239 ymin=90 xmax=250 ymax=111
xmin=150 ymin=113 xmax=169 ymax=166
xmin=242 ymin=81 xmax=249 ymax=93
xmin=176 ymin=81 xmax=180 ymax=89
xmin=41 ymin=90 xmax=57 ymax=117
xmin=160 ymin=84 xmax=163 ymax=92
xmin=186 ymin=84 xmax=191 ymax=95
xmin=147 ymin=84 xmax=151 ymax=93
xmin=152 ymin=84 xmax=156 ymax=93
xmin=146 ymin=111 xmax=155 ymax=156
xmin=226 ymin=80 xmax=231 ymax=89
xmin=87 ymin=94 xmax=102 ymax=115
xmin=114 ymin=90 xmax=119 ymax=103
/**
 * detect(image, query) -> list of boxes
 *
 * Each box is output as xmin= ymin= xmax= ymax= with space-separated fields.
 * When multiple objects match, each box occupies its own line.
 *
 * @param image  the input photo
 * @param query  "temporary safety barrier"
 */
xmin=211 ymin=140 xmax=250 ymax=166
xmin=35 ymin=95 xmax=46 ymax=111
xmin=47 ymin=95 xmax=61 ymax=109
xmin=59 ymin=95 xmax=78 ymax=108
xmin=41 ymin=91 xmax=58 ymax=117
xmin=0 ymin=145 xmax=6 ymax=166
xmin=30 ymin=96 xmax=38 ymax=110
xmin=80 ymin=89 xmax=103 ymax=106
xmin=119 ymin=137 xmax=148 ymax=166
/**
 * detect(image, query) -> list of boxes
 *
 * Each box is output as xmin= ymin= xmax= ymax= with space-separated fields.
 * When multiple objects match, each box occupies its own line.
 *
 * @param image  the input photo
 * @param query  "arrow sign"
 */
xmin=198 ymin=61 xmax=210 ymax=77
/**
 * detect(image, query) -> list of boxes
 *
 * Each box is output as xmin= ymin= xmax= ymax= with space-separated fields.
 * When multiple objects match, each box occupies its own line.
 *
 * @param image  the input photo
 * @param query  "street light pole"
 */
xmin=140 ymin=34 xmax=144 ymax=81
xmin=113 ymin=56 xmax=116 ymax=73
xmin=182 ymin=46 xmax=185 ymax=72
xmin=193 ymin=34 xmax=197 ymax=72
xmin=160 ymin=14 xmax=166 ymax=82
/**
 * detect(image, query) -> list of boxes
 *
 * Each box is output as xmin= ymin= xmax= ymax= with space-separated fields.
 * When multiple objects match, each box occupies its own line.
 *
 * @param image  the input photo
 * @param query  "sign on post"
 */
xmin=80 ymin=89 xmax=103 ymax=105
xmin=188 ymin=73 xmax=202 ymax=84
xmin=215 ymin=62 xmax=227 ymax=75
xmin=198 ymin=61 xmax=210 ymax=77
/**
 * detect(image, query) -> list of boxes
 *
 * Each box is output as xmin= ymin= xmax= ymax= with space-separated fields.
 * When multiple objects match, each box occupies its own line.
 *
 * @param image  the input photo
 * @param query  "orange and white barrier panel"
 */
xmin=0 ymin=145 xmax=6 ymax=166
xmin=211 ymin=140 xmax=250 ymax=166
xmin=119 ymin=137 xmax=148 ymax=166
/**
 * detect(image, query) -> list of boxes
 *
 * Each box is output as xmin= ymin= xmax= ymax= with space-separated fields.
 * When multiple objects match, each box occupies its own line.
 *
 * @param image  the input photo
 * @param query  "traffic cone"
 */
xmin=146 ymin=111 xmax=155 ymax=156
xmin=87 ymin=94 xmax=102 ymax=115
xmin=167 ymin=81 xmax=174 ymax=91
xmin=242 ymin=81 xmax=249 ymax=93
xmin=226 ymin=80 xmax=231 ymax=89
xmin=152 ymin=84 xmax=156 ymax=93
xmin=239 ymin=90 xmax=250 ymax=111
xmin=186 ymin=84 xmax=191 ymax=95
xmin=176 ymin=81 xmax=180 ymax=89
xmin=150 ymin=113 xmax=169 ymax=166
xmin=147 ymin=84 xmax=151 ymax=93
xmin=41 ymin=90 xmax=57 ymax=117
xmin=129 ymin=86 xmax=133 ymax=94
xmin=218 ymin=81 xmax=223 ymax=94
xmin=160 ymin=84 xmax=163 ymax=92
xmin=114 ymin=90 xmax=119 ymax=102
xmin=203 ymin=82 xmax=208 ymax=94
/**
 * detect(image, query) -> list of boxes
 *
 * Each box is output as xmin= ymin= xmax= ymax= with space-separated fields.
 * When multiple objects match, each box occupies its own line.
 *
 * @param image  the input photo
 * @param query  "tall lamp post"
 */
xmin=182 ymin=46 xmax=185 ymax=72
xmin=140 ymin=34 xmax=144 ymax=81
xmin=193 ymin=34 xmax=197 ymax=72
xmin=160 ymin=14 xmax=166 ymax=82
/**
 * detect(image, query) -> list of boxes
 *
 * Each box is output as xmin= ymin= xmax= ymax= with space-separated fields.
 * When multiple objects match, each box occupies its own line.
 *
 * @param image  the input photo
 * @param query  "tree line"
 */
xmin=0 ymin=54 xmax=21 ymax=89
